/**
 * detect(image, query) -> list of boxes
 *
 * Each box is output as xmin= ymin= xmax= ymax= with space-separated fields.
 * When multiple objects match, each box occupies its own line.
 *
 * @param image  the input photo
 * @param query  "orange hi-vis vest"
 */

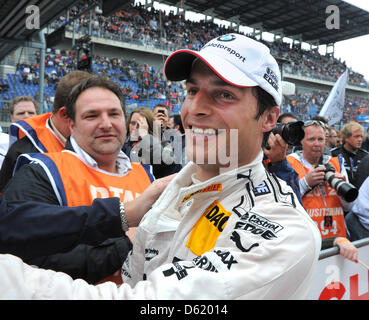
xmin=16 ymin=150 xmax=154 ymax=206
xmin=287 ymin=154 xmax=347 ymax=239
xmin=9 ymin=113 xmax=64 ymax=153
xmin=16 ymin=150 xmax=154 ymax=284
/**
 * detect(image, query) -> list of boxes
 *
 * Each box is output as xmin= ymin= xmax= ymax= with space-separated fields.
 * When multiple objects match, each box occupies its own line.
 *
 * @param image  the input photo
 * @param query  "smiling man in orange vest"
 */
xmin=2 ymin=77 xmax=154 ymax=284
xmin=287 ymin=119 xmax=358 ymax=263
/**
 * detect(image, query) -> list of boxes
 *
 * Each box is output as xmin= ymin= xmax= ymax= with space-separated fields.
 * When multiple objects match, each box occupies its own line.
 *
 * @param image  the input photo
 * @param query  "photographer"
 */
xmin=276 ymin=113 xmax=300 ymax=155
xmin=263 ymin=131 xmax=302 ymax=204
xmin=263 ymin=114 xmax=306 ymax=204
xmin=287 ymin=120 xmax=358 ymax=262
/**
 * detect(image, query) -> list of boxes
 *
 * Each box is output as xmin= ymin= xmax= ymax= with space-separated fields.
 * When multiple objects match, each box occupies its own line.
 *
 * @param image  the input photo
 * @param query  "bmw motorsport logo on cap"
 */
xmin=217 ymin=34 xmax=236 ymax=41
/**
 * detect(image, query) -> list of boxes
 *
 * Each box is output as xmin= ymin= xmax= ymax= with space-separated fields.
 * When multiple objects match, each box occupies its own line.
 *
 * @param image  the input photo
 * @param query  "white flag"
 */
xmin=319 ymin=69 xmax=348 ymax=126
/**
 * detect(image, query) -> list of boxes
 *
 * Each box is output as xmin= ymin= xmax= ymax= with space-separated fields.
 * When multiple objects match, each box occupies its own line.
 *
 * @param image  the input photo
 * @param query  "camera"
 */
xmin=319 ymin=163 xmax=358 ymax=202
xmin=272 ymin=121 xmax=305 ymax=146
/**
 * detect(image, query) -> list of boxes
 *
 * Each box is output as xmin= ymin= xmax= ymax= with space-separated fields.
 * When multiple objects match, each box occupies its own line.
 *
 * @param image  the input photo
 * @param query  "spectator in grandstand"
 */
xmin=122 ymin=107 xmax=179 ymax=178
xmin=9 ymin=96 xmax=37 ymax=123
xmin=361 ymin=127 xmax=369 ymax=152
xmin=2 ymin=77 xmax=154 ymax=285
xmin=0 ymin=71 xmax=92 ymax=191
xmin=306 ymin=99 xmax=319 ymax=119
xmin=0 ymin=83 xmax=9 ymax=93
xmin=49 ymin=1 xmax=369 ymax=89
xmin=287 ymin=120 xmax=358 ymax=262
xmin=17 ymin=24 xmax=367 ymax=125
xmin=331 ymin=121 xmax=369 ymax=187
xmin=0 ymin=33 xmax=321 ymax=300
xmin=327 ymin=127 xmax=339 ymax=149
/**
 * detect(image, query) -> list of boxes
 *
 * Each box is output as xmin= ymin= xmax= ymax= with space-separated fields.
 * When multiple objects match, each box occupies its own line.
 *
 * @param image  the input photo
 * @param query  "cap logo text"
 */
xmin=202 ymin=42 xmax=246 ymax=63
xmin=263 ymin=67 xmax=279 ymax=91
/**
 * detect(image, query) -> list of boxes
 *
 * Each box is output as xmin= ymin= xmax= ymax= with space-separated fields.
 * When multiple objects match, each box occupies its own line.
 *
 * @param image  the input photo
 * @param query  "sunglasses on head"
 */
xmin=304 ymin=120 xmax=325 ymax=128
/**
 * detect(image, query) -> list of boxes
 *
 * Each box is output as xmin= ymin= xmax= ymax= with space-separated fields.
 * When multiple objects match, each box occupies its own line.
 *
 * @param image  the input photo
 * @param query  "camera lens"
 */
xmin=336 ymin=182 xmax=358 ymax=202
xmin=323 ymin=165 xmax=358 ymax=202
xmin=272 ymin=121 xmax=305 ymax=146
xmin=282 ymin=121 xmax=305 ymax=146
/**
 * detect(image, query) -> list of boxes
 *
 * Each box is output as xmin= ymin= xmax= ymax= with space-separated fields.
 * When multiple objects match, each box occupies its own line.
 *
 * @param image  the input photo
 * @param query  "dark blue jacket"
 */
xmin=267 ymin=158 xmax=303 ymax=204
xmin=0 ymin=196 xmax=131 ymax=282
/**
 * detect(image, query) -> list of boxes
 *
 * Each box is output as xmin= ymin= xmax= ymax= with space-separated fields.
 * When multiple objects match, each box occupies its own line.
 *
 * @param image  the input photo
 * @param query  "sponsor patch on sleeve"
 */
xmin=186 ymin=200 xmax=231 ymax=256
xmin=234 ymin=211 xmax=283 ymax=240
xmin=253 ymin=180 xmax=270 ymax=196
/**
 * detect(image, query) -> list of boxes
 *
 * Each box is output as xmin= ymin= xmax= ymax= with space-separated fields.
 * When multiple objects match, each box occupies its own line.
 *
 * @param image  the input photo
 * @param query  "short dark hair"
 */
xmin=53 ymin=71 xmax=92 ymax=113
xmin=252 ymin=86 xmax=277 ymax=120
xmin=252 ymin=87 xmax=278 ymax=149
xmin=66 ymin=76 xmax=126 ymax=121
xmin=277 ymin=113 xmax=297 ymax=123
xmin=153 ymin=103 xmax=170 ymax=114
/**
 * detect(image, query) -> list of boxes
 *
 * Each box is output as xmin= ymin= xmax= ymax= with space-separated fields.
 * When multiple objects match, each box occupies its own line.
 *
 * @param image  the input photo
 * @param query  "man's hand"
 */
xmin=154 ymin=112 xmax=168 ymax=128
xmin=125 ymin=174 xmax=176 ymax=228
xmin=154 ymin=112 xmax=166 ymax=123
xmin=305 ymin=166 xmax=326 ymax=188
xmin=130 ymin=118 xmax=149 ymax=141
xmin=334 ymin=237 xmax=358 ymax=263
xmin=263 ymin=132 xmax=287 ymax=164
xmin=334 ymin=172 xmax=346 ymax=181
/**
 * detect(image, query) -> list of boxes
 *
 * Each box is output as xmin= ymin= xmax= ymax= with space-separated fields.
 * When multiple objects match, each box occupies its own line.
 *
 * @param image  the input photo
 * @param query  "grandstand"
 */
xmin=0 ymin=0 xmax=369 ymax=132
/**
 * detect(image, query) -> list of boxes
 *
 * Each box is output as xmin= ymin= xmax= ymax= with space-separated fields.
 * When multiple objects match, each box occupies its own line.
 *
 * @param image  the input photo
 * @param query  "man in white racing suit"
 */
xmin=0 ymin=33 xmax=321 ymax=299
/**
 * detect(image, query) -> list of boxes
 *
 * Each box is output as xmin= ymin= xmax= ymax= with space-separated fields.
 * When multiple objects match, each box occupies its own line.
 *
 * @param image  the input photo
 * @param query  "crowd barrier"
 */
xmin=308 ymin=237 xmax=369 ymax=300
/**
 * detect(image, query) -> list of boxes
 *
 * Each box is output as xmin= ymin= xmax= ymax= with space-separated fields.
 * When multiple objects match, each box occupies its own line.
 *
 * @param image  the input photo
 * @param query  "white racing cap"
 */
xmin=164 ymin=33 xmax=282 ymax=106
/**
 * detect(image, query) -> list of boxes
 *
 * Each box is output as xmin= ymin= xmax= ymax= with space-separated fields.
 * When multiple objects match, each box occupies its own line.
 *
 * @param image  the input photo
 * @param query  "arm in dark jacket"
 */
xmin=268 ymin=158 xmax=303 ymax=204
xmin=0 ymin=193 xmax=131 ymax=283
xmin=3 ymin=162 xmax=60 ymax=204
xmin=25 ymin=236 xmax=132 ymax=284
xmin=0 ymin=196 xmax=124 ymax=259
